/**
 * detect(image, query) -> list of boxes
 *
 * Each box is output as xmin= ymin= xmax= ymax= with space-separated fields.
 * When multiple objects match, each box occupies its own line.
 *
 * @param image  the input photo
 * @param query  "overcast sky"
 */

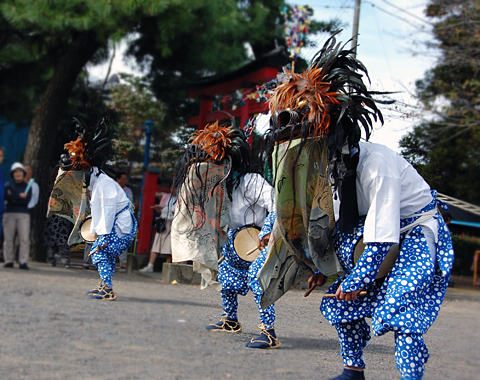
xmin=89 ymin=0 xmax=437 ymax=152
xmin=299 ymin=0 xmax=436 ymax=151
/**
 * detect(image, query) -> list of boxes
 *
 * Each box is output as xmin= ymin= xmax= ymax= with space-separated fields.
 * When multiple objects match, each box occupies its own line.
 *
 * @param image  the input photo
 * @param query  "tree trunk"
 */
xmin=24 ymin=31 xmax=102 ymax=262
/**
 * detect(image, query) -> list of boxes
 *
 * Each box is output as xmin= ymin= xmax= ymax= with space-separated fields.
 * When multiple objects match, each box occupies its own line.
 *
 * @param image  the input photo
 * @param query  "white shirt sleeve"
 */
xmin=357 ymin=142 xmax=431 ymax=243
xmin=359 ymin=173 xmax=401 ymax=243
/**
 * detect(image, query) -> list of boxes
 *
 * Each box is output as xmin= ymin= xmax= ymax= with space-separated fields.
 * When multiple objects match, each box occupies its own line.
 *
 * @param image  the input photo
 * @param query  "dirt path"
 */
xmin=0 ymin=261 xmax=478 ymax=380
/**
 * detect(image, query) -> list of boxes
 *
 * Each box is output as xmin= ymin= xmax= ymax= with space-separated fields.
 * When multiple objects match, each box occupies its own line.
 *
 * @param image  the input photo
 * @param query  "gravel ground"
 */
xmin=0 ymin=261 xmax=478 ymax=380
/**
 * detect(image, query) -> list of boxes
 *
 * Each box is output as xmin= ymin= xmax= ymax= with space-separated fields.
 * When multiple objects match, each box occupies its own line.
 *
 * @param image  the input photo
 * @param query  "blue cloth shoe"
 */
xmin=245 ymin=326 xmax=281 ymax=349
xmin=329 ymin=368 xmax=365 ymax=380
xmin=88 ymin=284 xmax=117 ymax=301
xmin=205 ymin=316 xmax=242 ymax=333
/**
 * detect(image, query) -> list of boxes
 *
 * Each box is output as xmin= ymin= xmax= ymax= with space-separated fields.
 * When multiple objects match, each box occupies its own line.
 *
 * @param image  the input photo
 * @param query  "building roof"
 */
xmin=187 ymin=48 xmax=291 ymax=97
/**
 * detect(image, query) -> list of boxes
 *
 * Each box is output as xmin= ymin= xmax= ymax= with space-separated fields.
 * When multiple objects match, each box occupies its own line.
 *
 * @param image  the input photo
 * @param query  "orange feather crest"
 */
xmin=190 ymin=121 xmax=233 ymax=162
xmin=64 ymin=136 xmax=90 ymax=170
xmin=268 ymin=65 xmax=340 ymax=137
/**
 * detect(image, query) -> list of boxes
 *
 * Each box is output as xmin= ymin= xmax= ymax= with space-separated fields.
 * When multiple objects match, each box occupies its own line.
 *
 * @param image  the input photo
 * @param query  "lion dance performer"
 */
xmin=172 ymin=122 xmax=280 ymax=349
xmin=259 ymin=34 xmax=454 ymax=380
xmin=47 ymin=119 xmax=137 ymax=301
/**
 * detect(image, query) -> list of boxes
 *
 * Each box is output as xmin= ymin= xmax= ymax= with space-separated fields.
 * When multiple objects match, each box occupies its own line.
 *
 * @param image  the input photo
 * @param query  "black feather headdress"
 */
xmin=264 ymin=32 xmax=393 ymax=233
xmin=60 ymin=118 xmax=111 ymax=173
xmin=267 ymin=32 xmax=391 ymax=178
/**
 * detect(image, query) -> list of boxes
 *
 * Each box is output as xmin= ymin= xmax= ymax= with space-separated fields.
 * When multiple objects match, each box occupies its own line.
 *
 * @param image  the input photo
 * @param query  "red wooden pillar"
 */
xmin=198 ymin=97 xmax=214 ymax=131
xmin=136 ymin=170 xmax=158 ymax=254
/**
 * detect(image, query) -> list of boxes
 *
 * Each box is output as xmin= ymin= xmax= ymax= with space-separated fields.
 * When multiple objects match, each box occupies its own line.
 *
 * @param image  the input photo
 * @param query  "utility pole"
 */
xmin=351 ymin=0 xmax=361 ymax=57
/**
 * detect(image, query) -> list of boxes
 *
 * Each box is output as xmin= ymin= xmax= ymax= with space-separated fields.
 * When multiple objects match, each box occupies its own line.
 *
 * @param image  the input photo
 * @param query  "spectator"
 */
xmin=116 ymin=171 xmax=133 ymax=202
xmin=14 ymin=164 xmax=40 ymax=263
xmin=139 ymin=185 xmax=177 ymax=272
xmin=116 ymin=171 xmax=134 ymax=269
xmin=3 ymin=162 xmax=31 ymax=269
xmin=0 ymin=147 xmax=5 ymax=262
xmin=23 ymin=164 xmax=39 ymax=210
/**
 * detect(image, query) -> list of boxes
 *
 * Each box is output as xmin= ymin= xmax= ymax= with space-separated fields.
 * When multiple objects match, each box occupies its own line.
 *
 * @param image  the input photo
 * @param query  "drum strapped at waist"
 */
xmin=79 ymin=216 xmax=98 ymax=242
xmin=233 ymin=224 xmax=261 ymax=262
xmin=79 ymin=204 xmax=133 ymax=243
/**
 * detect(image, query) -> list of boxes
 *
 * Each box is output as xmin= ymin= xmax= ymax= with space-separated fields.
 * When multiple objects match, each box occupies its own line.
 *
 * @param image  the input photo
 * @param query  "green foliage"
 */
xmin=0 ymin=0 xmax=163 ymax=123
xmin=0 ymin=0 xmax=165 ymax=34
xmin=128 ymin=0 xmax=258 ymax=128
xmin=451 ymin=234 xmax=480 ymax=276
xmin=49 ymin=76 xmax=120 ymax=175
xmin=107 ymin=73 xmax=176 ymax=170
xmin=400 ymin=121 xmax=480 ymax=203
xmin=400 ymin=0 xmax=480 ymax=204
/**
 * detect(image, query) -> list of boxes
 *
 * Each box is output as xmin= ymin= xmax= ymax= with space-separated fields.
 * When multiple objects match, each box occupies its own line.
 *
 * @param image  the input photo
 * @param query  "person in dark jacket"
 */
xmin=3 ymin=162 xmax=32 ymax=269
xmin=0 ymin=147 xmax=5 ymax=262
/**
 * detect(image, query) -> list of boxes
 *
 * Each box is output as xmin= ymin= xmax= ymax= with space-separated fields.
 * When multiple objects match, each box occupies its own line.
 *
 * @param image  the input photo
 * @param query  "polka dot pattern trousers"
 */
xmin=218 ymin=212 xmax=276 ymax=327
xmin=335 ymin=319 xmax=428 ymax=378
xmin=91 ymin=206 xmax=137 ymax=288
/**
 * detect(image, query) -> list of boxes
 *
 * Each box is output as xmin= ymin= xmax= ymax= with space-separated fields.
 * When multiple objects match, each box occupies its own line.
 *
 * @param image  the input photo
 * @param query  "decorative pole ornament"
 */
xmin=280 ymin=4 xmax=314 ymax=68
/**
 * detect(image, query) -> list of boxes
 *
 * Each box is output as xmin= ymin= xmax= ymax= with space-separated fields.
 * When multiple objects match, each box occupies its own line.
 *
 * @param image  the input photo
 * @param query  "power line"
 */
xmin=371 ymin=5 xmax=393 ymax=80
xmin=316 ymin=6 xmax=353 ymax=9
xmin=380 ymin=0 xmax=433 ymax=25
xmin=363 ymin=0 xmax=429 ymax=31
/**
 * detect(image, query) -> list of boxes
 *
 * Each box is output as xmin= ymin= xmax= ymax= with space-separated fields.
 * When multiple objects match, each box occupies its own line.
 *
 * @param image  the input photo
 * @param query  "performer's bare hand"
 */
xmin=335 ymin=286 xmax=364 ymax=301
xmin=257 ymin=233 xmax=271 ymax=250
xmin=308 ymin=272 xmax=328 ymax=290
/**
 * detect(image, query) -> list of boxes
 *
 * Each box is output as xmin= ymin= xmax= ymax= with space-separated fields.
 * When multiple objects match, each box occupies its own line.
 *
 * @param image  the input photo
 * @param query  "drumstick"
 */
xmin=218 ymin=256 xmax=224 ymax=264
xmin=324 ymin=291 xmax=367 ymax=298
xmin=88 ymin=243 xmax=108 ymax=257
xmin=245 ymin=246 xmax=259 ymax=256
xmin=304 ymin=283 xmax=318 ymax=297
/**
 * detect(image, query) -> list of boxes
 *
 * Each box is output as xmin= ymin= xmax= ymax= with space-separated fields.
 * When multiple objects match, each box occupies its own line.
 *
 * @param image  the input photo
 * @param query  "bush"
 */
xmin=451 ymin=234 xmax=480 ymax=276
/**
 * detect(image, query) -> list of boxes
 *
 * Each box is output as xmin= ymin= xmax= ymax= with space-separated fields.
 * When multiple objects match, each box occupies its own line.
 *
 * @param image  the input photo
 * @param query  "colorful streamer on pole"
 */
xmin=281 ymin=4 xmax=314 ymax=61
xmin=243 ymin=115 xmax=259 ymax=138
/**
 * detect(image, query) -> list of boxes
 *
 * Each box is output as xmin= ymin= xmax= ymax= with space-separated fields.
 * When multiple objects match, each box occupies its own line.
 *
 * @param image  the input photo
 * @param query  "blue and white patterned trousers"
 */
xmin=90 ymin=205 xmax=137 ymax=287
xmin=334 ymin=319 xmax=428 ymax=379
xmin=217 ymin=212 xmax=276 ymax=327
xmin=321 ymin=193 xmax=454 ymax=378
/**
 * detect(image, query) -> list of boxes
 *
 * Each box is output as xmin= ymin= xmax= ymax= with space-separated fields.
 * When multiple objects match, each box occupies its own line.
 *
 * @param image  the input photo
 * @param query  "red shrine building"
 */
xmin=187 ymin=49 xmax=290 ymax=132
